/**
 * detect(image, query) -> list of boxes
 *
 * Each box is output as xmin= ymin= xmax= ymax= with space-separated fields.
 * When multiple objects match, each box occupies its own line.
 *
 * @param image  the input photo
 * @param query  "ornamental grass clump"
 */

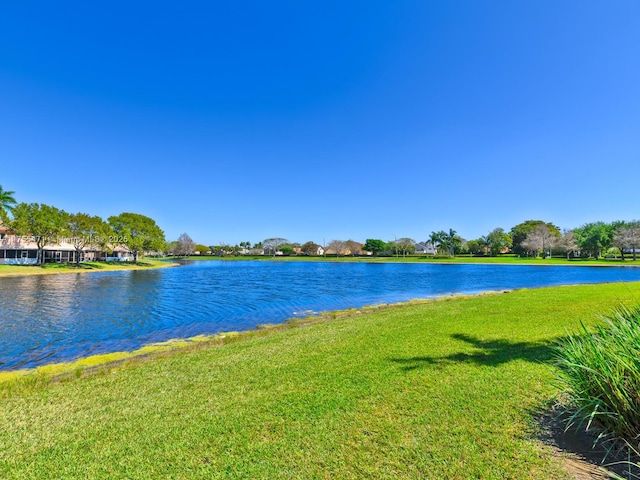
xmin=555 ymin=305 xmax=640 ymax=444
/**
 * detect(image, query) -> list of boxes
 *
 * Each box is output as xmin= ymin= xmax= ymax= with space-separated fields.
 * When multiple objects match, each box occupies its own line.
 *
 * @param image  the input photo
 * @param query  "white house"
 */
xmin=415 ymin=241 xmax=438 ymax=255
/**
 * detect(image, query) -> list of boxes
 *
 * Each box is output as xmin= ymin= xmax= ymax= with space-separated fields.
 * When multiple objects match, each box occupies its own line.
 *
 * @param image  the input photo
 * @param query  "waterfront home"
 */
xmin=0 ymin=224 xmax=133 ymax=264
xmin=415 ymin=241 xmax=437 ymax=255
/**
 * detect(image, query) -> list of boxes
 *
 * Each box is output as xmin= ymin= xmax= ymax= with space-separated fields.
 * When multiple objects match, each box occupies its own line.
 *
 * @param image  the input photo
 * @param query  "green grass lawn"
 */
xmin=0 ymin=259 xmax=177 ymax=277
xmin=2 ymin=282 xmax=639 ymax=479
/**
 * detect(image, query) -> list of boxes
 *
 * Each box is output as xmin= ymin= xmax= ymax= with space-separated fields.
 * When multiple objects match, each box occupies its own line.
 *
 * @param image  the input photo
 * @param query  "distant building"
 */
xmin=415 ymin=241 xmax=437 ymax=255
xmin=0 ymin=223 xmax=133 ymax=264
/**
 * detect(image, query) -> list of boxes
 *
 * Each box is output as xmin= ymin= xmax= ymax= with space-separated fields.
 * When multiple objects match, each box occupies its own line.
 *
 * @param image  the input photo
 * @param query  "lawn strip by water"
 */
xmin=1 ymin=282 xmax=639 ymax=478
xmin=177 ymin=254 xmax=640 ymax=267
xmin=0 ymin=259 xmax=178 ymax=277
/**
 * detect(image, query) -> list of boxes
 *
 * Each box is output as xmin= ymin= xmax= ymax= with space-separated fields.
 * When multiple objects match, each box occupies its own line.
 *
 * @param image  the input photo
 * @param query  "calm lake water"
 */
xmin=1 ymin=260 xmax=640 ymax=371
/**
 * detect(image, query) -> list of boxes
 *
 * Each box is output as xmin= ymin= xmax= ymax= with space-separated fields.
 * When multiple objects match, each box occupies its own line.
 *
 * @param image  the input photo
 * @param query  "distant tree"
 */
xmin=239 ymin=241 xmax=252 ymax=253
xmin=466 ymin=239 xmax=484 ymax=256
xmin=483 ymin=228 xmax=512 ymax=256
xmin=611 ymin=221 xmax=629 ymax=260
xmin=0 ymin=185 xmax=17 ymax=222
xmin=363 ymin=239 xmax=386 ymax=256
xmin=510 ymin=220 xmax=561 ymax=255
xmin=613 ymin=221 xmax=640 ymax=261
xmin=627 ymin=222 xmax=640 ymax=262
xmin=301 ymin=241 xmax=321 ymax=255
xmin=263 ymin=237 xmax=288 ymax=257
xmin=557 ymin=230 xmax=579 ymax=260
xmin=252 ymin=241 xmax=263 ymax=249
xmin=327 ymin=239 xmax=348 ymax=257
xmin=457 ymin=239 xmax=470 ymax=255
xmin=573 ymin=222 xmax=614 ymax=259
xmin=394 ymin=237 xmax=416 ymax=258
xmin=175 ymin=233 xmax=195 ymax=257
xmin=345 ymin=240 xmax=363 ymax=256
xmin=108 ymin=212 xmax=166 ymax=263
xmin=520 ymin=224 xmax=560 ymax=258
xmin=279 ymin=244 xmax=295 ymax=255
xmin=429 ymin=231 xmax=445 ymax=255
xmin=194 ymin=244 xmax=210 ymax=254
xmin=442 ymin=228 xmax=463 ymax=256
xmin=166 ymin=241 xmax=179 ymax=255
xmin=11 ymin=202 xmax=69 ymax=265
xmin=67 ymin=213 xmax=112 ymax=266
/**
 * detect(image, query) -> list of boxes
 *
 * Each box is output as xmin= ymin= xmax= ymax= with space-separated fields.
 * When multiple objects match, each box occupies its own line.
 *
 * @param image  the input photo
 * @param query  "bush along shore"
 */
xmin=2 ymin=283 xmax=640 ymax=478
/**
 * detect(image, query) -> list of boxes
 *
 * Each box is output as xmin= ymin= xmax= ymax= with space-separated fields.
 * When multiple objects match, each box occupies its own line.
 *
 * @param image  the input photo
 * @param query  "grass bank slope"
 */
xmin=2 ymin=282 xmax=640 ymax=479
xmin=181 ymin=254 xmax=640 ymax=266
xmin=0 ymin=259 xmax=177 ymax=277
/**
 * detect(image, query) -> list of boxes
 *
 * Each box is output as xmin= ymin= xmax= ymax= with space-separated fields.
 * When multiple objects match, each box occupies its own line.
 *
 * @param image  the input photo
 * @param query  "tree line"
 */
xmin=172 ymin=220 xmax=640 ymax=261
xmin=3 ymin=185 xmax=638 ymax=263
xmin=0 ymin=186 xmax=165 ymax=265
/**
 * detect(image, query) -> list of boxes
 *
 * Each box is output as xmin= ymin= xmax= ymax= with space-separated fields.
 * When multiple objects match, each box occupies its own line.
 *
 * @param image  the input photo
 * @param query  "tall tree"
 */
xmin=573 ymin=222 xmax=614 ymax=259
xmin=108 ymin=212 xmax=166 ymax=263
xmin=11 ymin=203 xmax=69 ymax=265
xmin=510 ymin=220 xmax=560 ymax=255
xmin=558 ymin=230 xmax=579 ymax=260
xmin=483 ymin=228 xmax=512 ymax=256
xmin=175 ymin=233 xmax=195 ymax=257
xmin=394 ymin=237 xmax=416 ymax=258
xmin=520 ymin=224 xmax=560 ymax=258
xmin=363 ymin=239 xmax=386 ymax=256
xmin=443 ymin=228 xmax=462 ymax=256
xmin=67 ymin=213 xmax=112 ymax=266
xmin=166 ymin=241 xmax=179 ymax=256
xmin=345 ymin=240 xmax=363 ymax=256
xmin=613 ymin=221 xmax=640 ymax=261
xmin=626 ymin=222 xmax=640 ymax=262
xmin=301 ymin=241 xmax=321 ymax=255
xmin=0 ymin=185 xmax=17 ymax=222
xmin=429 ymin=231 xmax=445 ymax=255
xmin=263 ymin=237 xmax=288 ymax=257
xmin=327 ymin=239 xmax=348 ymax=257
xmin=466 ymin=239 xmax=484 ymax=256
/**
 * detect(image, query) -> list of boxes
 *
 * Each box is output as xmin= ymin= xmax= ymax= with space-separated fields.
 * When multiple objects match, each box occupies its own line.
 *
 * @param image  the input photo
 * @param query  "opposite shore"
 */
xmin=1 ymin=254 xmax=638 ymax=278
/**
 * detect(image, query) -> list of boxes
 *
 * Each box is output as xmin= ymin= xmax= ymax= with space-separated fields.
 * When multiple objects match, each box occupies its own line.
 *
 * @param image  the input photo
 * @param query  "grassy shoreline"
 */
xmin=2 ymin=282 xmax=640 ymax=478
xmin=172 ymin=254 xmax=640 ymax=267
xmin=1 ymin=255 xmax=637 ymax=279
xmin=0 ymin=259 xmax=179 ymax=277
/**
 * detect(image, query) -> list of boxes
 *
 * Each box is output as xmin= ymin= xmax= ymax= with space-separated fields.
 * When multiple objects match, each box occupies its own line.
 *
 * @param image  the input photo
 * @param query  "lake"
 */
xmin=1 ymin=260 xmax=640 ymax=371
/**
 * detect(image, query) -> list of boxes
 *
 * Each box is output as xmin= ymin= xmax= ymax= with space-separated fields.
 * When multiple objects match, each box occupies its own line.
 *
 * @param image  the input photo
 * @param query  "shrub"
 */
xmin=554 ymin=305 xmax=640 ymax=444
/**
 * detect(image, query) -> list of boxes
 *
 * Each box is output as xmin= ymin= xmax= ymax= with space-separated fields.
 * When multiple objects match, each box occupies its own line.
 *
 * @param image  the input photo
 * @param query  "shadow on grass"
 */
xmin=536 ymin=403 xmax=640 ymax=480
xmin=389 ymin=333 xmax=557 ymax=371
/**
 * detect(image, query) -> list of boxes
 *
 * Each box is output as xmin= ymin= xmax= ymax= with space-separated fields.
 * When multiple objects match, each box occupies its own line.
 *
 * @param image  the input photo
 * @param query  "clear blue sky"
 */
xmin=2 ymin=2 xmax=639 ymax=246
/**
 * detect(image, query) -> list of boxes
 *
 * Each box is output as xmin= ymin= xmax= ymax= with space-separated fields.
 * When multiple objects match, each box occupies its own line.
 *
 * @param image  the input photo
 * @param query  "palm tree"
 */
xmin=0 ymin=185 xmax=16 ymax=221
xmin=446 ymin=228 xmax=459 ymax=257
xmin=429 ymin=231 xmax=443 ymax=255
